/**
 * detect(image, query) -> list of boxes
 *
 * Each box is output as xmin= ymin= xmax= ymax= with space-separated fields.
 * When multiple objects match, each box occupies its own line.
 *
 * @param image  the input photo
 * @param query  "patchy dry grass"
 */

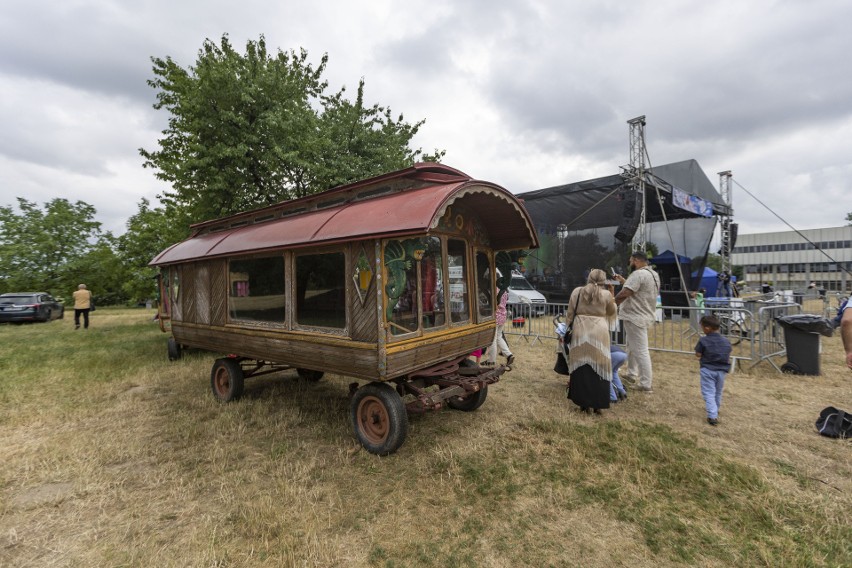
xmin=1 ymin=308 xmax=850 ymax=567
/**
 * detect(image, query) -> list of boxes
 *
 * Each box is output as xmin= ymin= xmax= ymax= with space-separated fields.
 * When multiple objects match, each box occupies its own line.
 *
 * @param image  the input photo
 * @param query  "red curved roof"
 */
xmin=150 ymin=165 xmax=538 ymax=266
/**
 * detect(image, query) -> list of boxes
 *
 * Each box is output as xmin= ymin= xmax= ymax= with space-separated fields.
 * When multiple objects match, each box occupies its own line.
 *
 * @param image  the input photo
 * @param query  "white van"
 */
xmin=505 ymin=270 xmax=547 ymax=316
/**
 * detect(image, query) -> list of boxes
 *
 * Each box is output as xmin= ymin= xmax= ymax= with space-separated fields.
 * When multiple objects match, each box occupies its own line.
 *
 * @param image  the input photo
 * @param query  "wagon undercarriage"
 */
xmin=202 ymin=351 xmax=507 ymax=455
xmin=393 ymin=356 xmax=506 ymax=414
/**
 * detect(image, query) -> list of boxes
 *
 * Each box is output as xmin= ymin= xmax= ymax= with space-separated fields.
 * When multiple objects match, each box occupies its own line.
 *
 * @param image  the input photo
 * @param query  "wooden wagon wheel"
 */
xmin=447 ymin=385 xmax=489 ymax=411
xmin=210 ymin=358 xmax=244 ymax=402
xmin=167 ymin=337 xmax=182 ymax=361
xmin=350 ymin=382 xmax=408 ymax=455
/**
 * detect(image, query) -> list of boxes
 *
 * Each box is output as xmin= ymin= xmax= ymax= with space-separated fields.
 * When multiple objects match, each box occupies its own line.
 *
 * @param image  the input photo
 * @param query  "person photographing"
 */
xmin=612 ymin=252 xmax=660 ymax=392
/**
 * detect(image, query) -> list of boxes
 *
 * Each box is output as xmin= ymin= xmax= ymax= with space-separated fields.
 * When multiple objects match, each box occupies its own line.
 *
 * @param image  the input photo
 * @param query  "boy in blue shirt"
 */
xmin=694 ymin=315 xmax=732 ymax=426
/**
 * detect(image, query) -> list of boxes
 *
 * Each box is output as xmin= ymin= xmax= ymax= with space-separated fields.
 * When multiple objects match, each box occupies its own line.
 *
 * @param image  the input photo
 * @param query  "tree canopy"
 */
xmin=2 ymin=36 xmax=446 ymax=305
xmin=0 ymin=198 xmax=104 ymax=296
xmin=140 ymin=34 xmax=444 ymax=223
xmin=115 ymin=198 xmax=189 ymax=303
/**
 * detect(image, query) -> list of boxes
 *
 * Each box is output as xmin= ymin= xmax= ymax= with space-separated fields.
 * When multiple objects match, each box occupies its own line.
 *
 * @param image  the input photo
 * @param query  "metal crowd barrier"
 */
xmin=505 ymin=297 xmax=804 ymax=373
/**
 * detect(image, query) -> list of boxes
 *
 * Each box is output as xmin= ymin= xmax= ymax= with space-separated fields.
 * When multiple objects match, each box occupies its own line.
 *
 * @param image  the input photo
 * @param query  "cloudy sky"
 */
xmin=2 ymin=0 xmax=851 ymax=239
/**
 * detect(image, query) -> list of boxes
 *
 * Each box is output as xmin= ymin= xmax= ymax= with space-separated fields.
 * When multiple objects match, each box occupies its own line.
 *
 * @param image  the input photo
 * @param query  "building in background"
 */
xmin=732 ymin=226 xmax=852 ymax=292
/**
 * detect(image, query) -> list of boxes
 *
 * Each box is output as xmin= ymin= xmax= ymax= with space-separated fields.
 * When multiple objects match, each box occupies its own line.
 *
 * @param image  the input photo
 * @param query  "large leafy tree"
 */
xmin=117 ymin=198 xmax=189 ymax=302
xmin=141 ymin=34 xmax=443 ymax=223
xmin=0 ymin=198 xmax=105 ymax=296
xmin=63 ymin=235 xmax=129 ymax=305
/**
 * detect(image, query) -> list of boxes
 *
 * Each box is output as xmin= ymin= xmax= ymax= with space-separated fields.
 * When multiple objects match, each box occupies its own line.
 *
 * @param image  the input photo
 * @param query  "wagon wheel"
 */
xmin=719 ymin=316 xmax=743 ymax=346
xmin=297 ymin=368 xmax=324 ymax=382
xmin=167 ymin=337 xmax=182 ymax=361
xmin=210 ymin=358 xmax=244 ymax=402
xmin=350 ymin=382 xmax=408 ymax=455
xmin=447 ymin=385 xmax=489 ymax=411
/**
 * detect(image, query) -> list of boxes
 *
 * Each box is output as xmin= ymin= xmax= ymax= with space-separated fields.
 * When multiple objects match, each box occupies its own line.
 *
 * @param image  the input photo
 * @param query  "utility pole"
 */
xmin=718 ymin=171 xmax=733 ymax=276
xmin=627 ymin=116 xmax=647 ymax=252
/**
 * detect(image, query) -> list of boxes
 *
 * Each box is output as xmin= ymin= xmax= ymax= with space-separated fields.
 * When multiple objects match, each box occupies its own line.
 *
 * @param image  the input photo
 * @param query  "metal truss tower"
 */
xmin=627 ymin=116 xmax=647 ymax=252
xmin=718 ymin=170 xmax=733 ymax=274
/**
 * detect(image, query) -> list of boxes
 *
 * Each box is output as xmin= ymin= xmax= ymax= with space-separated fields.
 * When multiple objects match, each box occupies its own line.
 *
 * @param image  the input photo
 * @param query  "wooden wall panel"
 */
xmin=183 ymin=265 xmax=197 ymax=324
xmin=349 ymin=240 xmax=378 ymax=343
xmin=172 ymin=324 xmax=379 ymax=380
xmin=195 ymin=263 xmax=210 ymax=325
xmin=210 ymin=260 xmax=227 ymax=326
xmin=171 ymin=266 xmax=183 ymax=322
xmin=385 ymin=326 xmax=494 ymax=378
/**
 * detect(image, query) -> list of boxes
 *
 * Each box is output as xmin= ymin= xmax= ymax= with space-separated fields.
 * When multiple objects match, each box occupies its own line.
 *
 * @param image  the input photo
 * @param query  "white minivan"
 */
xmin=504 ymin=270 xmax=547 ymax=316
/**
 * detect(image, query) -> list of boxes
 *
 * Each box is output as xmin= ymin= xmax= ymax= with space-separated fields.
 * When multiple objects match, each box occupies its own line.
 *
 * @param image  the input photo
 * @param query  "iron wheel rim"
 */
xmin=357 ymin=395 xmax=389 ymax=444
xmin=214 ymin=367 xmax=230 ymax=396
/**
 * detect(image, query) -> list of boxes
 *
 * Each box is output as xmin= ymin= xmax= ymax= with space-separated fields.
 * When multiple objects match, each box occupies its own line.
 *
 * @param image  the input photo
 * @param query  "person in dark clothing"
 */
xmin=718 ymin=270 xmax=732 ymax=297
xmin=694 ymin=315 xmax=732 ymax=426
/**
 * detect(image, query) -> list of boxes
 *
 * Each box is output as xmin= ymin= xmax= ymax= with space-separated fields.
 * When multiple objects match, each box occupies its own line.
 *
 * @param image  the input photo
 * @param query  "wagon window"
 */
xmin=296 ymin=252 xmax=346 ymax=329
xmin=421 ymin=237 xmax=445 ymax=329
xmin=476 ymin=251 xmax=493 ymax=318
xmin=448 ymin=239 xmax=469 ymax=323
xmin=388 ymin=249 xmax=418 ymax=336
xmin=228 ymin=256 xmax=286 ymax=323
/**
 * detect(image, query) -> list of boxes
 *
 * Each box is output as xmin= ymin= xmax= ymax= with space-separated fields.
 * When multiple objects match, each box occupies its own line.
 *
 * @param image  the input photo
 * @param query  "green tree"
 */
xmin=0 ymin=198 xmax=104 ymax=295
xmin=846 ymin=211 xmax=852 ymax=225
xmin=704 ymin=252 xmax=722 ymax=272
xmin=117 ymin=198 xmax=189 ymax=303
xmin=141 ymin=34 xmax=443 ymax=223
xmin=63 ymin=235 xmax=130 ymax=305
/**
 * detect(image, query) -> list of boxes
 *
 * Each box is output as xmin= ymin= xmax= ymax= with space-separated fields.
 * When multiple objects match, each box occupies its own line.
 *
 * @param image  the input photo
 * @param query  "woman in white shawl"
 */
xmin=565 ymin=268 xmax=617 ymax=413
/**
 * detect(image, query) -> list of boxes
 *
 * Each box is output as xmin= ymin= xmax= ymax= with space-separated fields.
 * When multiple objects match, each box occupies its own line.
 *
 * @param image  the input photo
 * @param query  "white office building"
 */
xmin=731 ymin=226 xmax=852 ymax=292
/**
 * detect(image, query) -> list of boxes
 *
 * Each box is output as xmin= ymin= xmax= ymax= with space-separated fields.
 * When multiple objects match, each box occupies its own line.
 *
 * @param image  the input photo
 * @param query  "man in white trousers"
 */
xmin=613 ymin=251 xmax=660 ymax=392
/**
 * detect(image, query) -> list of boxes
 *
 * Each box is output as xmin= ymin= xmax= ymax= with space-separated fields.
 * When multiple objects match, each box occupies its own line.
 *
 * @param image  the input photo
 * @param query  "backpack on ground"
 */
xmin=815 ymin=406 xmax=852 ymax=439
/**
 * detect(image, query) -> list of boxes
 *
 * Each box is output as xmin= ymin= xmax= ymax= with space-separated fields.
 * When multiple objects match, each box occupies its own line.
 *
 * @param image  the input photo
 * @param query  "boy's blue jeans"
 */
xmin=699 ymin=367 xmax=726 ymax=419
xmin=610 ymin=348 xmax=628 ymax=401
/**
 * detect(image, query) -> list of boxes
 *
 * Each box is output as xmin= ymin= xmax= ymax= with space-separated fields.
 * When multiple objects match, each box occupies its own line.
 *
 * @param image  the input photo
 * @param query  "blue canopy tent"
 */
xmin=692 ymin=266 xmax=738 ymax=297
xmin=694 ymin=266 xmax=720 ymax=296
xmin=651 ymin=250 xmax=691 ymax=265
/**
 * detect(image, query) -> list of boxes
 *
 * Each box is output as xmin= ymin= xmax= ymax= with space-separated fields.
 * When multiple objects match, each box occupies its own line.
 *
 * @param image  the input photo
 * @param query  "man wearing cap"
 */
xmin=613 ymin=252 xmax=660 ymax=392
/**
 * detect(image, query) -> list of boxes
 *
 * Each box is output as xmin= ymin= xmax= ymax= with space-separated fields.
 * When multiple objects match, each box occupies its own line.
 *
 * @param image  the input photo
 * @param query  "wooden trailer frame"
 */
xmin=150 ymin=163 xmax=539 ymax=454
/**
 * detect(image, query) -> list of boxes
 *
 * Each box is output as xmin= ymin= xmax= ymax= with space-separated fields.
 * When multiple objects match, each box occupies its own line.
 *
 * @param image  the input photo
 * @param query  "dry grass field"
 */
xmin=1 ymin=308 xmax=850 ymax=567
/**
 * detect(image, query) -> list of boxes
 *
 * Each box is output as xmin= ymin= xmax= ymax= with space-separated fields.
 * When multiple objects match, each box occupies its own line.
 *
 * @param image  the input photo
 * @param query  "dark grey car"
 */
xmin=0 ymin=293 xmax=65 ymax=323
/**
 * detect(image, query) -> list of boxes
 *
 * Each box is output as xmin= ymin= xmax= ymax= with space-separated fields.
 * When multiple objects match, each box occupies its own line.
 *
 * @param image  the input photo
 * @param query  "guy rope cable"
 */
xmin=733 ymin=179 xmax=852 ymax=278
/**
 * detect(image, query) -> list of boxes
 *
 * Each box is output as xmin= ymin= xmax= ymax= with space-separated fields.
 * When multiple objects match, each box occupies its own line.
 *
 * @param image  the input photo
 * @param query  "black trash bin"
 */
xmin=775 ymin=315 xmax=834 ymax=375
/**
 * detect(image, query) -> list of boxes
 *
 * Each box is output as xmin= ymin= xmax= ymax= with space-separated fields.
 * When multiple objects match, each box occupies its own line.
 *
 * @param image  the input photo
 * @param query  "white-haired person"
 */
xmin=72 ymin=283 xmax=93 ymax=330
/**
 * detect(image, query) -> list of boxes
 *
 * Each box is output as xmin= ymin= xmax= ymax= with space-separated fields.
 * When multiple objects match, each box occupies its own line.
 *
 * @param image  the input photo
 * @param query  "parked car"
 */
xmin=506 ymin=270 xmax=547 ymax=316
xmin=0 ymin=293 xmax=65 ymax=323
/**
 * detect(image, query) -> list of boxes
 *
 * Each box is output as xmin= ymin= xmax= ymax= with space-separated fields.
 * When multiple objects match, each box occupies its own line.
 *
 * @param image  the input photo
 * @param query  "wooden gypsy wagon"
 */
xmin=150 ymin=163 xmax=539 ymax=454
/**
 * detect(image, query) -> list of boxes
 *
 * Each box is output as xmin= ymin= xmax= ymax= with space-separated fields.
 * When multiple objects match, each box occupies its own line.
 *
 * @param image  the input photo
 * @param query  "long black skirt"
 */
xmin=568 ymin=364 xmax=611 ymax=410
